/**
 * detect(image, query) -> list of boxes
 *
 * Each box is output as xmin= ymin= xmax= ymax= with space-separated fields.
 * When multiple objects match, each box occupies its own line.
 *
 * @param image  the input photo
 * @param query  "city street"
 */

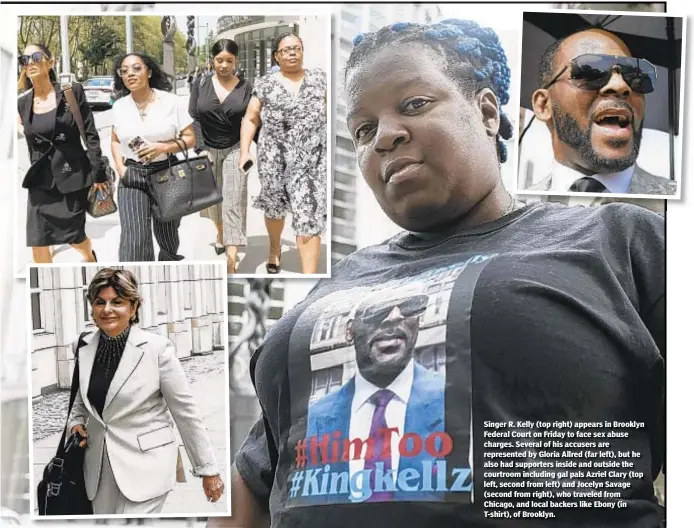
xmin=15 ymin=91 xmax=328 ymax=277
xmin=31 ymin=353 xmax=230 ymax=517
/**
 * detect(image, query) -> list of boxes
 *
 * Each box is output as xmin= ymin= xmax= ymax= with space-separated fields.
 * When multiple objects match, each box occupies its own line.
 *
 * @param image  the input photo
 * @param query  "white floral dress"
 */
xmin=251 ymin=69 xmax=327 ymax=237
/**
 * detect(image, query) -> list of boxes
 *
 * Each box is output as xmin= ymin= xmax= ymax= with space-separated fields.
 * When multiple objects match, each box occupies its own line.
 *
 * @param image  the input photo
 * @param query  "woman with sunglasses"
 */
xmin=17 ymin=44 xmax=108 ymax=264
xmin=218 ymin=19 xmax=664 ymax=528
xmin=110 ymin=52 xmax=196 ymax=262
xmin=239 ymin=32 xmax=327 ymax=274
xmin=189 ymin=39 xmax=253 ymax=274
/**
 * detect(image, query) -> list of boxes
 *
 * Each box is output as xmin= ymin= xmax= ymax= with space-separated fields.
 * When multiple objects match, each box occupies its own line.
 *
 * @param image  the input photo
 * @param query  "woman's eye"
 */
xmin=354 ymin=124 xmax=375 ymax=141
xmin=402 ymin=98 xmax=431 ymax=112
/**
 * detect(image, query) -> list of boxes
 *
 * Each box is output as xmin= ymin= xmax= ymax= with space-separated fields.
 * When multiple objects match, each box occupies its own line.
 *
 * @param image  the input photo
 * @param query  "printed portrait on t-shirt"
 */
xmin=285 ymin=255 xmax=496 ymax=506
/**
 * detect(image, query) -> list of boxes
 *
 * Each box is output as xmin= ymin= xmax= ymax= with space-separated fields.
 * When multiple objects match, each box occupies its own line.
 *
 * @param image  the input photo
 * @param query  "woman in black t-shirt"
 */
xmin=217 ymin=20 xmax=664 ymax=528
xmin=189 ymin=39 xmax=253 ymax=273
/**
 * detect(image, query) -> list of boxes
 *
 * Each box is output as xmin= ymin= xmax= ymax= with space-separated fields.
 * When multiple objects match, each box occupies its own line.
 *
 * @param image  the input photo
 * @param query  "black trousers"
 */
xmin=118 ymin=159 xmax=183 ymax=262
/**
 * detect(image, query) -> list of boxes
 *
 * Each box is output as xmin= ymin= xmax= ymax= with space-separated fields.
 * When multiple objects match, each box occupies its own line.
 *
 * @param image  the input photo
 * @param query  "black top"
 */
xmin=236 ymin=202 xmax=664 ymax=528
xmin=189 ymin=75 xmax=252 ymax=150
xmin=87 ymin=327 xmax=130 ymax=417
xmin=30 ymin=108 xmax=57 ymax=142
xmin=18 ymin=83 xmax=108 ymax=193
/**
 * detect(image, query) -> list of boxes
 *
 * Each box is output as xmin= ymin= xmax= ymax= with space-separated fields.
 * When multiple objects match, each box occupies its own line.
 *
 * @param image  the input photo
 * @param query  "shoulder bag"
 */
xmin=62 ymin=84 xmax=118 ymax=218
xmin=37 ymin=332 xmax=93 ymax=516
xmin=147 ymin=137 xmax=222 ymax=223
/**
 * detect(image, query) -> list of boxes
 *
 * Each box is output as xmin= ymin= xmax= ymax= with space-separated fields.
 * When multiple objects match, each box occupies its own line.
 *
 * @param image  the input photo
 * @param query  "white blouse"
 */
xmin=112 ymin=88 xmax=194 ymax=162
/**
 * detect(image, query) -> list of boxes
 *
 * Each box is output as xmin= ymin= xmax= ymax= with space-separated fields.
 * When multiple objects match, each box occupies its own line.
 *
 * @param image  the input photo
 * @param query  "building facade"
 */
xmin=30 ymin=264 xmax=226 ymax=398
xmin=216 ymin=15 xmax=328 ymax=81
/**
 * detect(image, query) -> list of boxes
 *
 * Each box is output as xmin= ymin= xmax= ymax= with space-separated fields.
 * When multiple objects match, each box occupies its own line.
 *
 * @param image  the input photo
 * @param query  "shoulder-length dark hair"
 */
xmin=18 ymin=43 xmax=57 ymax=92
xmin=211 ymin=38 xmax=239 ymax=58
xmin=271 ymin=32 xmax=303 ymax=66
xmin=112 ymin=52 xmax=173 ymax=98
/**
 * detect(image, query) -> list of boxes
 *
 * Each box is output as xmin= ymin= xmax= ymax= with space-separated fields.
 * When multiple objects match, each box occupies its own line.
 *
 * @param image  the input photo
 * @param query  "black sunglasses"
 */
xmin=18 ymin=51 xmax=48 ymax=67
xmin=545 ymin=53 xmax=656 ymax=94
xmin=361 ymin=295 xmax=428 ymax=326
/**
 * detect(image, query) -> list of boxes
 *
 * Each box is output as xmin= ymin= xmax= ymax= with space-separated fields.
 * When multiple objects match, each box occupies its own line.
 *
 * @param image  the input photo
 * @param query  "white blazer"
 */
xmin=67 ymin=325 xmax=219 ymax=502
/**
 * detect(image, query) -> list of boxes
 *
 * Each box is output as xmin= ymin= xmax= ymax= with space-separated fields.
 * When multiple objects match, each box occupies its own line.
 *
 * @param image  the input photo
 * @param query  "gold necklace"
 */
xmin=134 ymin=90 xmax=155 ymax=119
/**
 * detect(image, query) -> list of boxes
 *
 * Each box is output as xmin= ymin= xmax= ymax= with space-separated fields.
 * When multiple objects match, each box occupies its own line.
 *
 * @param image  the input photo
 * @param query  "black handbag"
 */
xmin=147 ymin=137 xmax=223 ymax=223
xmin=37 ymin=332 xmax=92 ymax=516
xmin=63 ymin=84 xmax=118 ymax=218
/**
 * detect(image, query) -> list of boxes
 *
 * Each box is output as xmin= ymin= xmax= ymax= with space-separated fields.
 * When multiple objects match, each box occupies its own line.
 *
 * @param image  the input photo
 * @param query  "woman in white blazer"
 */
xmin=67 ymin=268 xmax=225 ymax=514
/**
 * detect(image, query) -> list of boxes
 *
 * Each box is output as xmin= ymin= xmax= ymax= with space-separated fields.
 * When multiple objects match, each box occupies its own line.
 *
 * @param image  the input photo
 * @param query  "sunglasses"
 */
xmin=361 ymin=295 xmax=428 ymax=326
xmin=117 ymin=64 xmax=146 ymax=77
xmin=18 ymin=51 xmax=47 ymax=67
xmin=545 ymin=53 xmax=657 ymax=94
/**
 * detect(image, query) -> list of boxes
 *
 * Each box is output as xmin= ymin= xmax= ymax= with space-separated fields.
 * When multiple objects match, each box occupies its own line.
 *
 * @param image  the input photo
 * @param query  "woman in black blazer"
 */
xmin=17 ymin=44 xmax=108 ymax=263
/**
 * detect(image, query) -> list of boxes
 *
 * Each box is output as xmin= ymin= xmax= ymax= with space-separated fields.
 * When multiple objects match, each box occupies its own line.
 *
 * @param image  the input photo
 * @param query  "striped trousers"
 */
xmin=118 ymin=159 xmax=183 ymax=262
xmin=202 ymin=144 xmax=248 ymax=247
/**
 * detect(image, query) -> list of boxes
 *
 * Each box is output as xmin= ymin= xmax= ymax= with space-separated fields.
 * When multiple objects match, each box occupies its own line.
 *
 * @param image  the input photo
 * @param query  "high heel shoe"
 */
xmin=266 ymin=252 xmax=281 ymax=274
xmin=91 ymin=250 xmax=98 ymax=262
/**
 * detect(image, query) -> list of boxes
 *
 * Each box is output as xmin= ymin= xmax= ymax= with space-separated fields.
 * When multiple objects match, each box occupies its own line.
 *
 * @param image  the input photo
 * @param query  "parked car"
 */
xmin=82 ymin=76 xmax=115 ymax=109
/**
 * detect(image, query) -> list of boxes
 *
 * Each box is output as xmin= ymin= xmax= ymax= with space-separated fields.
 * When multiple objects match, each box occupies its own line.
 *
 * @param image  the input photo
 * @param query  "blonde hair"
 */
xmin=87 ymin=268 xmax=143 ymax=324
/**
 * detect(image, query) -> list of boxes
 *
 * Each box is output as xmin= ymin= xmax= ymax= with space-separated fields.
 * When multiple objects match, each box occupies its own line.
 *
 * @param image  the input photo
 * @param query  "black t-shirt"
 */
xmin=189 ymin=75 xmax=252 ymax=150
xmin=236 ymin=202 xmax=664 ymax=527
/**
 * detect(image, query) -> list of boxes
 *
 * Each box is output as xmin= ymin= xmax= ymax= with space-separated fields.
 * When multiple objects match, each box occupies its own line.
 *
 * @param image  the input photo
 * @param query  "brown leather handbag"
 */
xmin=62 ymin=84 xmax=117 ymax=218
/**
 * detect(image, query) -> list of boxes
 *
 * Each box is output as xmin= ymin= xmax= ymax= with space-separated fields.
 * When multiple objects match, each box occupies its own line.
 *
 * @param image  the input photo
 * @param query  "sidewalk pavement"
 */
xmin=15 ymin=94 xmax=328 ymax=277
xmin=32 ymin=367 xmax=230 ymax=516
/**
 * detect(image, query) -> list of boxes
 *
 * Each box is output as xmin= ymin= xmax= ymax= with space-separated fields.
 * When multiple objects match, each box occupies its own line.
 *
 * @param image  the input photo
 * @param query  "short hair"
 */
xmin=537 ymin=37 xmax=566 ymax=89
xmin=345 ymin=19 xmax=514 ymax=163
xmin=18 ymin=43 xmax=58 ymax=91
xmin=87 ymin=268 xmax=143 ymax=324
xmin=271 ymin=32 xmax=303 ymax=66
xmin=211 ymin=38 xmax=239 ymax=57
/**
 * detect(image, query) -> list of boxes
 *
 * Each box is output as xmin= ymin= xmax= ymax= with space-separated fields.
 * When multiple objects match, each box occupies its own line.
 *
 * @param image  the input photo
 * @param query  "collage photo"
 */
xmin=0 ymin=1 xmax=687 ymax=527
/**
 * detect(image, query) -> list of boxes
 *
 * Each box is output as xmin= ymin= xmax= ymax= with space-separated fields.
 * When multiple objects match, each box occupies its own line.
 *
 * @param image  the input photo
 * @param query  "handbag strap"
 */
xmin=56 ymin=331 xmax=89 ymax=457
xmin=171 ymin=137 xmax=196 ymax=206
xmin=61 ymin=84 xmax=88 ymax=147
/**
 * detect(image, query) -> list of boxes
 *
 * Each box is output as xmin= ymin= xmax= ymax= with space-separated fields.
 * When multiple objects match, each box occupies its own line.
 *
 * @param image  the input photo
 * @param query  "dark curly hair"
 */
xmin=112 ymin=52 xmax=173 ymax=99
xmin=345 ymin=19 xmax=514 ymax=163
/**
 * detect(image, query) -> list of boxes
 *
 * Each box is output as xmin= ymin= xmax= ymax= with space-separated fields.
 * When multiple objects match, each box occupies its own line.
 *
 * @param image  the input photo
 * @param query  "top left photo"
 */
xmin=15 ymin=13 xmax=331 ymax=277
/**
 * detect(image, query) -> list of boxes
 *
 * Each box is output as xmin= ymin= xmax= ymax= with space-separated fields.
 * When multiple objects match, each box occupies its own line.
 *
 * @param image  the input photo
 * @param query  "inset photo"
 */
xmin=516 ymin=10 xmax=684 ymax=200
xmin=15 ymin=13 xmax=331 ymax=277
xmin=28 ymin=263 xmax=231 ymax=519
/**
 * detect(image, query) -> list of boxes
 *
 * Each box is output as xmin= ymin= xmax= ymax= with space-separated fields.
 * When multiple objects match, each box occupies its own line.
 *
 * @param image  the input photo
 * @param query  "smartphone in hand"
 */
xmin=241 ymin=159 xmax=254 ymax=174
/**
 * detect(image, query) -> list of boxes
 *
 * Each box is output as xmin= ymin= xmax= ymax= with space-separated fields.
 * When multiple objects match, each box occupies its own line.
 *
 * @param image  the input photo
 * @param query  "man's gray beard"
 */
xmin=552 ymin=102 xmax=642 ymax=173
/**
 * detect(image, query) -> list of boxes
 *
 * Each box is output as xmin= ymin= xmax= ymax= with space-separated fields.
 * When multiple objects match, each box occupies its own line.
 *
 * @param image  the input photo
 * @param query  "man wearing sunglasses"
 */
xmin=304 ymin=291 xmax=446 ymax=504
xmin=529 ymin=28 xmax=676 ymax=196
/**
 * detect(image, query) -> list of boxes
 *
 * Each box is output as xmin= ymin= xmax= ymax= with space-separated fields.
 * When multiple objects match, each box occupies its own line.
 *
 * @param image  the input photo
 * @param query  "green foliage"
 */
xmin=17 ymin=15 xmax=193 ymax=80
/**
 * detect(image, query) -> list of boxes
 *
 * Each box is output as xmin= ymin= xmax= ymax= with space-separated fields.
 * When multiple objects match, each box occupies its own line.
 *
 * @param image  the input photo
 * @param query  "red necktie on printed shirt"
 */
xmin=364 ymin=389 xmax=396 ymax=502
xmin=569 ymin=177 xmax=607 ymax=192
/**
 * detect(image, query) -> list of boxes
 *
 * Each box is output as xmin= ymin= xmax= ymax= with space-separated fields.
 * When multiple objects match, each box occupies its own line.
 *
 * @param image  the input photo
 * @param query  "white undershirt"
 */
xmin=112 ymin=88 xmax=193 ymax=162
xmin=348 ymin=359 xmax=414 ymax=500
xmin=551 ymin=160 xmax=635 ymax=194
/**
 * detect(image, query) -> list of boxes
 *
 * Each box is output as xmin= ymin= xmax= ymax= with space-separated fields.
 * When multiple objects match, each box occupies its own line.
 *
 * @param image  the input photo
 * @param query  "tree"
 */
xmin=78 ymin=20 xmax=124 ymax=76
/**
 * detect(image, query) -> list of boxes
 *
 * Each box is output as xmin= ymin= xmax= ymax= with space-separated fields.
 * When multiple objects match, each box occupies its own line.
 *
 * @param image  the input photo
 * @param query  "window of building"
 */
xmin=311 ymin=365 xmax=344 ymax=398
xmin=336 ymin=153 xmax=357 ymax=170
xmin=336 ymin=136 xmax=355 ymax=153
xmin=333 ymin=204 xmax=355 ymax=222
xmin=416 ymin=344 xmax=447 ymax=374
xmin=29 ymin=269 xmax=43 ymax=331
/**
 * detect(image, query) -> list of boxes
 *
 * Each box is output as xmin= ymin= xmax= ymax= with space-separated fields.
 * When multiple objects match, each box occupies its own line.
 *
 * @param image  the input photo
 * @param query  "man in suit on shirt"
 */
xmin=305 ymin=292 xmax=445 ymax=504
xmin=527 ymin=28 xmax=676 ymax=197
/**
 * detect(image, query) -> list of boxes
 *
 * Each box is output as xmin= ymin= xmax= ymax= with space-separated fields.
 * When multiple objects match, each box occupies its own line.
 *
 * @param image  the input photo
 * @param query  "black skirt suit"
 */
xmin=18 ymin=83 xmax=107 ymax=246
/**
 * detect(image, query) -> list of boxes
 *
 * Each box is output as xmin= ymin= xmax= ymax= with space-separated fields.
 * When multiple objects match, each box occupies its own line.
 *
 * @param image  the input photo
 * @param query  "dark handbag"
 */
xmin=147 ymin=137 xmax=223 ymax=223
xmin=37 ymin=332 xmax=92 ymax=516
xmin=63 ymin=84 xmax=118 ymax=217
